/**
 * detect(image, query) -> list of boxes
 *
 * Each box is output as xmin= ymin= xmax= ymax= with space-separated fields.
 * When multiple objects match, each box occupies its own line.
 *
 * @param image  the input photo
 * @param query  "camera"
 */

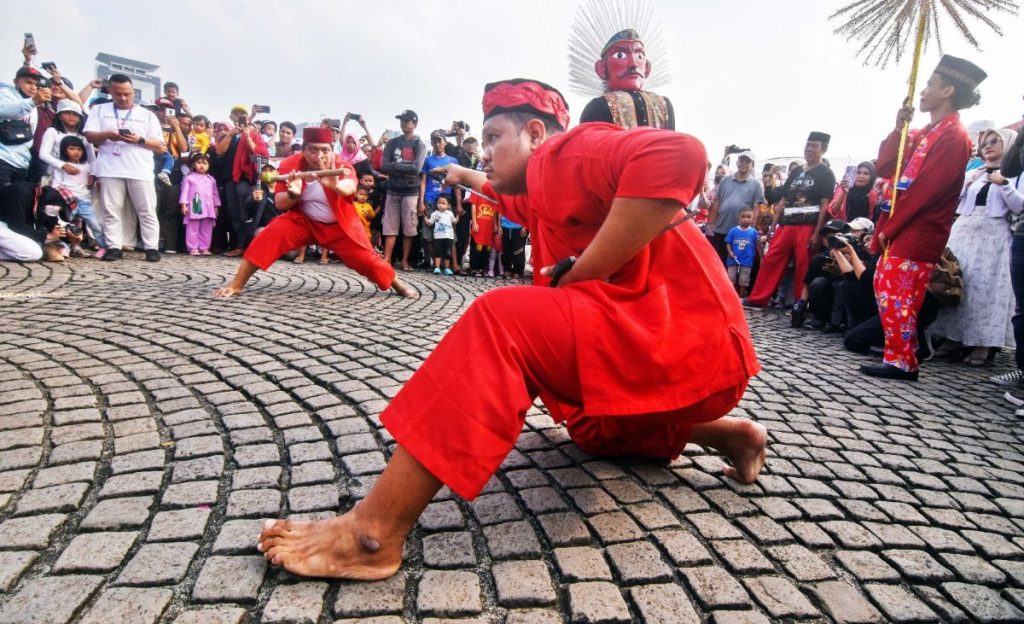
xmin=36 ymin=77 xmax=52 ymax=89
xmin=349 ymin=113 xmax=362 ymax=122
xmin=41 ymin=62 xmax=56 ymax=73
xmin=236 ymin=114 xmax=248 ymax=126
xmin=827 ymin=233 xmax=857 ymax=250
xmin=99 ymin=79 xmax=109 ymax=94
xmin=253 ymin=104 xmax=271 ymax=114
xmin=65 ymin=223 xmax=81 ymax=236
xmin=725 ymin=144 xmax=750 ymax=155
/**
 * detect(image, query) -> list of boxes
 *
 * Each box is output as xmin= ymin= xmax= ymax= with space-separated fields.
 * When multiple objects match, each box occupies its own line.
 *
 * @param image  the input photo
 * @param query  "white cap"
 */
xmin=849 ymin=217 xmax=874 ymax=232
xmin=56 ymin=99 xmax=83 ymax=116
xmin=737 ymin=151 xmax=756 ymax=162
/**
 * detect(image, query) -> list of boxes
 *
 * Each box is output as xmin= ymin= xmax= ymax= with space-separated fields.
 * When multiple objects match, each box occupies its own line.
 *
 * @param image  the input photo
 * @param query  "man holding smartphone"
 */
xmin=83 ymin=73 xmax=166 ymax=262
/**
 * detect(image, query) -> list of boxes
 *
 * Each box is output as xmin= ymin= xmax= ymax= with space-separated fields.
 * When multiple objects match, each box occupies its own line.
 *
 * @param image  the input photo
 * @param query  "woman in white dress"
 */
xmin=932 ymin=127 xmax=1023 ymax=365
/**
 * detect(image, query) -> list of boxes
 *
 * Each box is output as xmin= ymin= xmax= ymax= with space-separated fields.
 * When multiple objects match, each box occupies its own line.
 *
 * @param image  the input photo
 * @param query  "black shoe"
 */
xmin=869 ymin=345 xmax=884 ymax=356
xmin=808 ymin=319 xmax=825 ymax=330
xmin=102 ymin=248 xmax=123 ymax=262
xmin=822 ymin=323 xmax=840 ymax=333
xmin=790 ymin=300 xmax=807 ymax=328
xmin=860 ymin=363 xmax=919 ymax=381
xmin=144 ymin=249 xmax=161 ymax=262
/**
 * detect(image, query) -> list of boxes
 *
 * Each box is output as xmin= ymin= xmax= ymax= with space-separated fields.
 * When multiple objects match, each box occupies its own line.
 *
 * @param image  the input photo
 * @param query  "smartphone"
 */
xmin=349 ymin=113 xmax=362 ymax=122
xmin=41 ymin=62 xmax=56 ymax=73
xmin=254 ymin=105 xmax=271 ymax=114
xmin=118 ymin=128 xmax=132 ymax=136
xmin=843 ymin=165 xmax=857 ymax=187
xmin=23 ymin=33 xmax=35 ymax=53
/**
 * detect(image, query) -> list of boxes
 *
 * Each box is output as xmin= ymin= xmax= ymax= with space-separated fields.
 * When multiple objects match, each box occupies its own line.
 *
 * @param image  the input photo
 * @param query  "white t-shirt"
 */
xmin=50 ymin=162 xmax=91 ymax=201
xmin=82 ymin=103 xmax=163 ymax=181
xmin=300 ymin=181 xmax=336 ymax=223
xmin=427 ymin=210 xmax=456 ymax=239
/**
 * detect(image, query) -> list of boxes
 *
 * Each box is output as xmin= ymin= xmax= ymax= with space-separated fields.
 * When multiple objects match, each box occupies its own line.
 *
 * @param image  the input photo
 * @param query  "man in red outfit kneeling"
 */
xmin=257 ymin=79 xmax=767 ymax=580
xmin=212 ymin=126 xmax=417 ymax=299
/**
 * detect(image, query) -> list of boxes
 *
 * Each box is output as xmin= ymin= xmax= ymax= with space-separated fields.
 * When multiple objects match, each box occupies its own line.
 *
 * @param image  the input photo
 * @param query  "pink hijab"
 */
xmin=340 ymin=133 xmax=366 ymax=164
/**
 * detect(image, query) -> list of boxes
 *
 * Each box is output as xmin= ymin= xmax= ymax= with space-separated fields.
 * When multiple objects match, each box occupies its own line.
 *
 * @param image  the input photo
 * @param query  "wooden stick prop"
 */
xmin=261 ymin=168 xmax=357 ymax=196
xmin=830 ymin=0 xmax=1018 ymax=218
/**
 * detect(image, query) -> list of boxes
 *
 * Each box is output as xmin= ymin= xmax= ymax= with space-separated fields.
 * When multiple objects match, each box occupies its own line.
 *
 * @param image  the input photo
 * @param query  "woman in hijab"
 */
xmin=829 ymin=161 xmax=878 ymax=222
xmin=932 ymin=128 xmax=1023 ymax=365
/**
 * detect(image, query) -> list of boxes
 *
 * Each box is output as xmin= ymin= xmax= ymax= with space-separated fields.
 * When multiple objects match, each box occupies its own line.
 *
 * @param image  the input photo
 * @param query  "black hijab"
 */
xmin=845 ymin=161 xmax=876 ymax=221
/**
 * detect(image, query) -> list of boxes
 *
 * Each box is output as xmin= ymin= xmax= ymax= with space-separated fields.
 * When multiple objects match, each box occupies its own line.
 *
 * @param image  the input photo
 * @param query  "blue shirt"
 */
xmin=422 ymin=153 xmax=457 ymax=204
xmin=725 ymin=225 xmax=758 ymax=267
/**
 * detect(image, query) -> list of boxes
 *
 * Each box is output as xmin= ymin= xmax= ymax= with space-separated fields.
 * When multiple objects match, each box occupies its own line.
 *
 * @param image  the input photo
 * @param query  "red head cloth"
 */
xmin=303 ymin=126 xmax=333 ymax=145
xmin=482 ymin=79 xmax=570 ymax=131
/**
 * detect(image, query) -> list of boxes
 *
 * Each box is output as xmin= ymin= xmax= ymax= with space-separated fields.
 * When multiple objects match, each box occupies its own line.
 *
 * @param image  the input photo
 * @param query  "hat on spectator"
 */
xmin=155 ymin=97 xmax=175 ymax=109
xmin=14 ymin=66 xmax=41 ymax=81
xmin=139 ymin=100 xmax=158 ymax=111
xmin=807 ymin=131 xmax=831 ymax=145
xmin=396 ymin=110 xmax=418 ymax=123
xmin=303 ymin=126 xmax=333 ymax=145
xmin=429 ymin=129 xmax=448 ymax=142
xmin=820 ymin=219 xmax=849 ymax=234
xmin=231 ymin=104 xmax=247 ymax=114
xmin=482 ymin=78 xmax=570 ymax=132
xmin=737 ymin=151 xmax=755 ymax=163
xmin=56 ymin=100 xmax=83 ymax=117
xmin=848 ymin=217 xmax=874 ymax=232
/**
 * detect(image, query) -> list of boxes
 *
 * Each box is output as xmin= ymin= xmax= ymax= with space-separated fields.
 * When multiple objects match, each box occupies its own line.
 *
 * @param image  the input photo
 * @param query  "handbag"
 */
xmin=927 ymin=247 xmax=963 ymax=307
xmin=0 ymin=119 xmax=32 ymax=146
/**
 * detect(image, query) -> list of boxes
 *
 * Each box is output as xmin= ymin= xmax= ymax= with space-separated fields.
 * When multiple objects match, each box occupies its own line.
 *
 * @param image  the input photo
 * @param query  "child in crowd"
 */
xmin=179 ymin=153 xmax=220 ymax=255
xmin=725 ymin=208 xmax=759 ymax=297
xmin=360 ymin=173 xmax=384 ymax=250
xmin=239 ymin=164 xmax=280 ymax=249
xmin=424 ymin=195 xmax=457 ymax=275
xmin=189 ymin=115 xmax=212 ymax=155
xmin=353 ymin=185 xmax=375 ymax=242
xmin=49 ymin=135 xmax=99 ymax=257
xmin=469 ymin=198 xmax=498 ymax=276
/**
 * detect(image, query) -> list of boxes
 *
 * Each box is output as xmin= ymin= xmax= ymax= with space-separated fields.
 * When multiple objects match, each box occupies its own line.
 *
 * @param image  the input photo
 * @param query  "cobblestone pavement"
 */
xmin=1 ymin=255 xmax=1024 ymax=624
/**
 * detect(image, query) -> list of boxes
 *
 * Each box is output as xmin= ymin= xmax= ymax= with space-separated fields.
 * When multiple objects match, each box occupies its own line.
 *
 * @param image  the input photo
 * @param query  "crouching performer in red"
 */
xmin=213 ymin=127 xmax=418 ymax=299
xmin=257 ymin=79 xmax=766 ymax=580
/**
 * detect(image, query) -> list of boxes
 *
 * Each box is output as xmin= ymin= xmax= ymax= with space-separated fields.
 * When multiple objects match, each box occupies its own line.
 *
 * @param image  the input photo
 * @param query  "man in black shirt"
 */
xmin=746 ymin=131 xmax=836 ymax=306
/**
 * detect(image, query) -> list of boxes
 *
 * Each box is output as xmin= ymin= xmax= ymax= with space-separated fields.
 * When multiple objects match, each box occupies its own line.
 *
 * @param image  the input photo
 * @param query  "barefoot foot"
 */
xmin=256 ymin=514 xmax=402 ymax=580
xmin=212 ymin=284 xmax=244 ymax=298
xmin=718 ymin=417 xmax=768 ymax=484
xmin=391 ymin=278 xmax=419 ymax=300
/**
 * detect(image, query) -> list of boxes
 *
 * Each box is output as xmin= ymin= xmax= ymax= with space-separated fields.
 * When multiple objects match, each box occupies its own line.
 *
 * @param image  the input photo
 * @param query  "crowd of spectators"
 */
xmin=0 ymin=40 xmax=527 ymax=277
xmin=3 ymin=41 xmax=1024 ymax=412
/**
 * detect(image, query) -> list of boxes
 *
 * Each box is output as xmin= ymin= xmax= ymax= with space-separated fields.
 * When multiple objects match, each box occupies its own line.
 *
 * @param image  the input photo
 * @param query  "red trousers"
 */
xmin=747 ymin=224 xmax=814 ymax=305
xmin=874 ymin=255 xmax=934 ymax=372
xmin=380 ymin=286 xmax=747 ymax=500
xmin=243 ymin=210 xmax=395 ymax=290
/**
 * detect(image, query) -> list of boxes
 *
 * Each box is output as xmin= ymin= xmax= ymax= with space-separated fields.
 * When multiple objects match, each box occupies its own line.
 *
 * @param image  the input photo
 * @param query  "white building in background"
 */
xmin=94 ymin=53 xmax=162 ymax=104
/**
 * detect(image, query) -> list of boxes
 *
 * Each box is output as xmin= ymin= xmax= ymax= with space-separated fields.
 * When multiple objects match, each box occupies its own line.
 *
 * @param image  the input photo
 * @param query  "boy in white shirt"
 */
xmin=424 ymin=195 xmax=458 ymax=275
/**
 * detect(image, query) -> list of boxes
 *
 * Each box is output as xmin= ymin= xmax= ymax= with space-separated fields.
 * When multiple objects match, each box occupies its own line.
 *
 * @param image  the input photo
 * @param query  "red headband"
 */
xmin=482 ymin=79 xmax=570 ymax=131
xmin=303 ymin=127 xmax=333 ymax=145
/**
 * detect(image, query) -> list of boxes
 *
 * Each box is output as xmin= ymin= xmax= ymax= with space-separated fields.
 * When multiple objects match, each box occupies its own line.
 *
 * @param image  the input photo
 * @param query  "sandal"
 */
xmin=964 ymin=347 xmax=990 ymax=367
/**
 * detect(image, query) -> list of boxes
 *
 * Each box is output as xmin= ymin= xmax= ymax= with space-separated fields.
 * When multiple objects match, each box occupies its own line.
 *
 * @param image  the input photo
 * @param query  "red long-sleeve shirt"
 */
xmin=875 ymin=117 xmax=971 ymax=263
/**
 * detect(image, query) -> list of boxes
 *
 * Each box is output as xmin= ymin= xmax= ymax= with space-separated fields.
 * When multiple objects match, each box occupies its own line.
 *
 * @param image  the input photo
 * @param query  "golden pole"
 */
xmin=889 ymin=3 xmax=930 ymax=218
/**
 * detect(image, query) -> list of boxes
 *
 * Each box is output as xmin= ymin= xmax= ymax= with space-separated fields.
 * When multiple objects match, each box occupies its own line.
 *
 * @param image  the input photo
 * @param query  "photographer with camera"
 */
xmin=792 ymin=219 xmax=875 ymax=332
xmin=214 ymin=105 xmax=269 ymax=257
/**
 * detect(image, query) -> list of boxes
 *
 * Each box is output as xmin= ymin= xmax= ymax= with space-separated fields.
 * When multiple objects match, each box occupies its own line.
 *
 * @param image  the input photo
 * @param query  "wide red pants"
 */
xmin=243 ymin=210 xmax=395 ymax=290
xmin=747 ymin=224 xmax=814 ymax=306
xmin=874 ymin=254 xmax=934 ymax=372
xmin=380 ymin=286 xmax=747 ymax=500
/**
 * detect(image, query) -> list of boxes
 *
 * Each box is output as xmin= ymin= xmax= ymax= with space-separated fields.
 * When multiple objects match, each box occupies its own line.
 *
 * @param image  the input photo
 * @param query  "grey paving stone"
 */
xmin=227 ymin=488 xmax=282 ymax=518
xmin=809 ymin=580 xmax=885 ymax=623
xmin=172 ymin=607 xmax=248 ymax=624
xmin=290 ymin=461 xmax=335 ymax=485
xmin=261 ymin=582 xmax=328 ymax=624
xmin=768 ymin=544 xmax=837 ymax=581
xmin=629 ymin=583 xmax=700 ymax=624
xmin=99 ymin=470 xmax=164 ymax=498
xmin=422 ymin=531 xmax=476 ymax=568
xmin=940 ymin=582 xmax=1024 ymax=623
xmin=192 ymin=555 xmax=267 ymax=603
xmin=0 ymin=513 xmax=66 ymax=549
xmin=588 ymin=511 xmax=645 ymax=544
xmin=212 ymin=519 xmax=263 ymax=554
xmin=111 ymin=449 xmax=166 ymax=474
xmin=937 ymin=552 xmax=1007 ymax=585
xmin=333 ymin=572 xmax=407 ymax=617
xmin=416 ymin=570 xmax=482 ymax=616
xmin=835 ymin=550 xmax=902 ymax=582
xmin=553 ymin=546 xmax=613 ymax=581
xmin=492 ymin=560 xmax=557 ymax=607
xmin=171 ymin=455 xmax=224 ymax=482
xmin=14 ymin=482 xmax=89 ymax=514
xmin=0 ymin=551 xmax=37 ymax=592
xmin=0 ymin=574 xmax=102 ymax=624
xmin=744 ymin=575 xmax=820 ymax=619
xmin=567 ymin=581 xmax=631 ymax=624
xmin=883 ymin=549 xmax=956 ymax=582
xmin=653 ymin=529 xmax=714 ymax=566
xmin=863 ymin=584 xmax=939 ymax=623
xmin=32 ymin=462 xmax=97 ymax=489
xmin=117 ymin=542 xmax=200 ymax=585
xmin=537 ymin=512 xmax=591 ymax=546
xmin=78 ymin=587 xmax=173 ymax=624
xmin=232 ymin=465 xmax=281 ymax=490
xmin=161 ymin=480 xmax=219 ymax=507
xmin=147 ymin=508 xmax=212 ymax=541
xmin=681 ymin=566 xmax=750 ymax=609
xmin=418 ymin=500 xmax=465 ymax=531
xmin=53 ymin=531 xmax=139 ymax=572
xmin=470 ymin=492 xmax=523 ymax=525
xmin=711 ymin=539 xmax=776 ymax=574
xmin=287 ymin=484 xmax=339 ymax=512
xmin=484 ymin=520 xmax=543 ymax=559
xmin=605 ymin=540 xmax=673 ymax=583
xmin=80 ymin=495 xmax=153 ymax=529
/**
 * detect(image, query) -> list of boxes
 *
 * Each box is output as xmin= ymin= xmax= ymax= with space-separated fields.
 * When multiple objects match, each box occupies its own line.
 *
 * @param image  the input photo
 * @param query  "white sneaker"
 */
xmin=1005 ymin=389 xmax=1024 ymax=407
xmin=1016 ymin=407 xmax=1024 ymax=420
xmin=990 ymin=369 xmax=1024 ymax=387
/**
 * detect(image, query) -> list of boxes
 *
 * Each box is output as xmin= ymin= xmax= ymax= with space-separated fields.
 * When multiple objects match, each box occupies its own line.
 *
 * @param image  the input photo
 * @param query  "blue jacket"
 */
xmin=0 ymin=82 xmax=36 ymax=169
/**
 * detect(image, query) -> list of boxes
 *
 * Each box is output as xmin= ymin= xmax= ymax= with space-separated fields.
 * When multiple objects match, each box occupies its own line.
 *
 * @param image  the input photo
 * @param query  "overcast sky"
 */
xmin=7 ymin=0 xmax=1022 ymax=165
